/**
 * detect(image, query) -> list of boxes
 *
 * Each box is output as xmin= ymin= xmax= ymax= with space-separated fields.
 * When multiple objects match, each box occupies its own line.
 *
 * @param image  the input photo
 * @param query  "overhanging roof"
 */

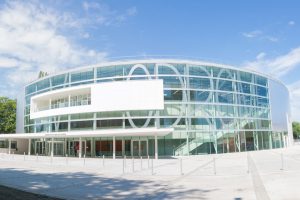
xmin=0 ymin=127 xmax=174 ymax=139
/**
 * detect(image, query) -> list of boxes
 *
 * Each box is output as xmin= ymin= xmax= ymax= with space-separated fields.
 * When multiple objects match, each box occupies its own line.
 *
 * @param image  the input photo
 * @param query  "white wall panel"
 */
xmin=91 ymin=79 xmax=164 ymax=112
xmin=30 ymin=80 xmax=164 ymax=119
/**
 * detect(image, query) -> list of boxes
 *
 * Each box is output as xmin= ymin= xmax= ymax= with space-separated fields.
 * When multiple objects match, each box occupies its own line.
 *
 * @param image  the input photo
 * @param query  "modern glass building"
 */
xmin=2 ymin=59 xmax=292 ymax=158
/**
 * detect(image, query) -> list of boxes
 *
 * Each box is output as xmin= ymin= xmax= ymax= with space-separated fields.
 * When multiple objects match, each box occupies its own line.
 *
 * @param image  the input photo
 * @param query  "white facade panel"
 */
xmin=269 ymin=80 xmax=292 ymax=143
xmin=30 ymin=79 xmax=164 ymax=119
xmin=91 ymin=79 xmax=164 ymax=112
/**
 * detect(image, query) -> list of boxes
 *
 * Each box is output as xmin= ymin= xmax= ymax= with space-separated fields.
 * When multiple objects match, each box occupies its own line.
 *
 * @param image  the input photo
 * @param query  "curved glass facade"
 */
xmin=23 ymin=60 xmax=291 ymax=156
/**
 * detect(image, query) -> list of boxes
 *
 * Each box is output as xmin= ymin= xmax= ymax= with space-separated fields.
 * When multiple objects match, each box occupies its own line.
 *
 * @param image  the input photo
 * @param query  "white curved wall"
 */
xmin=30 ymin=79 xmax=164 ymax=119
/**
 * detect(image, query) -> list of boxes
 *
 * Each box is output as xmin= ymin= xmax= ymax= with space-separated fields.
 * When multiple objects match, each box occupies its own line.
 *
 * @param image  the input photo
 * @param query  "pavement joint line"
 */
xmin=248 ymin=153 xmax=271 ymax=200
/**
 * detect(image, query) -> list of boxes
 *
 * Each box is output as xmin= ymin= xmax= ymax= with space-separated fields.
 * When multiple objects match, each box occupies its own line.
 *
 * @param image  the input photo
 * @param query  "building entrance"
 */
xmin=46 ymin=141 xmax=64 ymax=156
xmin=131 ymin=139 xmax=148 ymax=157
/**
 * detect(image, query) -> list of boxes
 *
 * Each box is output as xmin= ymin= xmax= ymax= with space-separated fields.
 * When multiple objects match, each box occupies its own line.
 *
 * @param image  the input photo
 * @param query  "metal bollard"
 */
xmin=122 ymin=157 xmax=125 ymax=174
xmin=247 ymin=152 xmax=250 ymax=174
xmin=180 ymin=158 xmax=183 ymax=175
xmin=280 ymin=152 xmax=284 ymax=170
xmin=102 ymin=155 xmax=105 ymax=167
xmin=124 ymin=155 xmax=126 ymax=167
xmin=213 ymin=157 xmax=216 ymax=175
xmin=36 ymin=153 xmax=38 ymax=162
xmin=148 ymin=155 xmax=150 ymax=168
xmin=66 ymin=154 xmax=68 ymax=165
xmin=132 ymin=157 xmax=134 ymax=172
xmin=140 ymin=156 xmax=143 ymax=170
xmin=151 ymin=158 xmax=154 ymax=175
xmin=23 ymin=152 xmax=25 ymax=161
xmin=84 ymin=154 xmax=86 ymax=166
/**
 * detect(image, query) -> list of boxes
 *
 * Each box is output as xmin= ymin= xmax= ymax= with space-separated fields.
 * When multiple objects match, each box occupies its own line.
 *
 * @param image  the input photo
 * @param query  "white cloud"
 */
xmin=244 ymin=47 xmax=300 ymax=78
xmin=288 ymin=21 xmax=295 ymax=26
xmin=126 ymin=7 xmax=137 ymax=16
xmin=265 ymin=36 xmax=279 ymax=42
xmin=256 ymin=52 xmax=266 ymax=60
xmin=81 ymin=1 xmax=137 ymax=26
xmin=242 ymin=30 xmax=262 ymax=38
xmin=242 ymin=30 xmax=278 ymax=42
xmin=244 ymin=48 xmax=300 ymax=121
xmin=0 ymin=1 xmax=109 ymax=97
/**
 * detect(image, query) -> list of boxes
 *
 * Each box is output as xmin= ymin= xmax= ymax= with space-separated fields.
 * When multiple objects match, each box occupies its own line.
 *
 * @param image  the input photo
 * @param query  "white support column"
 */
xmin=68 ymin=140 xmax=70 ymax=156
xmin=155 ymin=135 xmax=158 ymax=160
xmin=34 ymin=141 xmax=37 ymax=155
xmin=91 ymin=138 xmax=95 ymax=157
xmin=28 ymin=139 xmax=31 ymax=155
xmin=122 ymin=139 xmax=125 ymax=156
xmin=8 ymin=139 xmax=11 ymax=154
xmin=138 ymin=139 xmax=141 ymax=157
xmin=113 ymin=136 xmax=116 ymax=159
xmin=79 ymin=137 xmax=82 ymax=158
xmin=131 ymin=140 xmax=133 ymax=157
xmin=64 ymin=138 xmax=67 ymax=156
xmin=146 ymin=140 xmax=149 ymax=156
xmin=51 ymin=138 xmax=54 ymax=157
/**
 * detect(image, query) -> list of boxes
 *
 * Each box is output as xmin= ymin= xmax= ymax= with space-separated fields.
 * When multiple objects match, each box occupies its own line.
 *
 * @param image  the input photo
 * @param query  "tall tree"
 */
xmin=293 ymin=122 xmax=300 ymax=139
xmin=0 ymin=97 xmax=16 ymax=133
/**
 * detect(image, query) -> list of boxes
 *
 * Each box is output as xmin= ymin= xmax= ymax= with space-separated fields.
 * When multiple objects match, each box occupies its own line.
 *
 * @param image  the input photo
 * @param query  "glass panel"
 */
xmin=190 ymin=91 xmax=212 ymax=102
xmin=256 ymin=75 xmax=267 ymax=86
xmin=96 ymin=119 xmax=122 ymax=129
xmin=256 ymin=86 xmax=268 ymax=97
xmin=36 ymin=79 xmax=50 ymax=91
xmin=238 ymin=71 xmax=252 ymax=83
xmin=216 ymin=92 xmax=234 ymax=104
xmin=189 ymin=78 xmax=211 ymax=89
xmin=70 ymin=121 xmax=93 ymax=130
xmin=51 ymin=74 xmax=69 ymax=87
xmin=71 ymin=69 xmax=94 ymax=82
xmin=164 ymin=90 xmax=183 ymax=101
xmin=189 ymin=66 xmax=210 ymax=76
xmin=25 ymin=84 xmax=36 ymax=95
xmin=216 ymin=80 xmax=233 ymax=91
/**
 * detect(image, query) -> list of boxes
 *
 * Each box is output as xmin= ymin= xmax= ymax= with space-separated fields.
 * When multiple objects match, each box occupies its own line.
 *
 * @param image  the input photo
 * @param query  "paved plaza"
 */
xmin=1 ymin=145 xmax=300 ymax=199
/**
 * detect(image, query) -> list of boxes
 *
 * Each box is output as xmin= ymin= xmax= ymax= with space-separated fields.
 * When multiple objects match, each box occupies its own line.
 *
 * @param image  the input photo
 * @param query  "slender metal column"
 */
xmin=51 ymin=138 xmax=54 ymax=157
xmin=8 ymin=139 xmax=11 ymax=154
xmin=155 ymin=135 xmax=158 ymax=160
xmin=28 ymin=138 xmax=31 ymax=155
xmin=79 ymin=137 xmax=82 ymax=158
xmin=122 ymin=139 xmax=125 ymax=156
xmin=138 ymin=139 xmax=141 ymax=157
xmin=113 ymin=136 xmax=116 ymax=159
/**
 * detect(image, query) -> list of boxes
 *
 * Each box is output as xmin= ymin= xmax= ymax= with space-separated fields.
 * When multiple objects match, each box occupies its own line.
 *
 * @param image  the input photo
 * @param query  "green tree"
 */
xmin=0 ymin=97 xmax=16 ymax=133
xmin=292 ymin=122 xmax=300 ymax=139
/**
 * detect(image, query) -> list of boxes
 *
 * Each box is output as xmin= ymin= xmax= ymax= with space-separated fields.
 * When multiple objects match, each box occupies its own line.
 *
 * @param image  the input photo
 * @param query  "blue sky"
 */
xmin=0 ymin=0 xmax=300 ymax=120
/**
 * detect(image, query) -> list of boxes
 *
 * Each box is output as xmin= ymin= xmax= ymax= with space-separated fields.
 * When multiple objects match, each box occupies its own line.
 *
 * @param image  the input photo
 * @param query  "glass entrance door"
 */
xmin=131 ymin=139 xmax=148 ymax=157
xmin=140 ymin=140 xmax=148 ymax=156
xmin=47 ymin=141 xmax=64 ymax=156
xmin=132 ymin=141 xmax=139 ymax=157
xmin=35 ymin=141 xmax=45 ymax=155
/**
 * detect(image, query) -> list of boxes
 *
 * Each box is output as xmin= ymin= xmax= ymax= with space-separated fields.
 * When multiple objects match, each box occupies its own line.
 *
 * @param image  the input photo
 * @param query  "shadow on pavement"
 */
xmin=0 ymin=168 xmax=217 ymax=199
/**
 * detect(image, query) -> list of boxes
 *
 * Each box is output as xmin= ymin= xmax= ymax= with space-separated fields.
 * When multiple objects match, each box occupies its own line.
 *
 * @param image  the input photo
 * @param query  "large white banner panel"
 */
xmin=30 ymin=80 xmax=164 ymax=119
xmin=91 ymin=79 xmax=164 ymax=112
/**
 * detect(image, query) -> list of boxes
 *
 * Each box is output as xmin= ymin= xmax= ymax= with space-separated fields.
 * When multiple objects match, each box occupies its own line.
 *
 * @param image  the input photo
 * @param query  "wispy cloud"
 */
xmin=288 ymin=21 xmax=295 ymax=26
xmin=81 ymin=1 xmax=137 ymax=26
xmin=243 ymin=47 xmax=300 ymax=78
xmin=242 ymin=30 xmax=262 ymax=38
xmin=244 ymin=48 xmax=300 ymax=121
xmin=0 ymin=1 xmax=111 ymax=97
xmin=256 ymin=52 xmax=266 ymax=60
xmin=242 ymin=30 xmax=278 ymax=42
